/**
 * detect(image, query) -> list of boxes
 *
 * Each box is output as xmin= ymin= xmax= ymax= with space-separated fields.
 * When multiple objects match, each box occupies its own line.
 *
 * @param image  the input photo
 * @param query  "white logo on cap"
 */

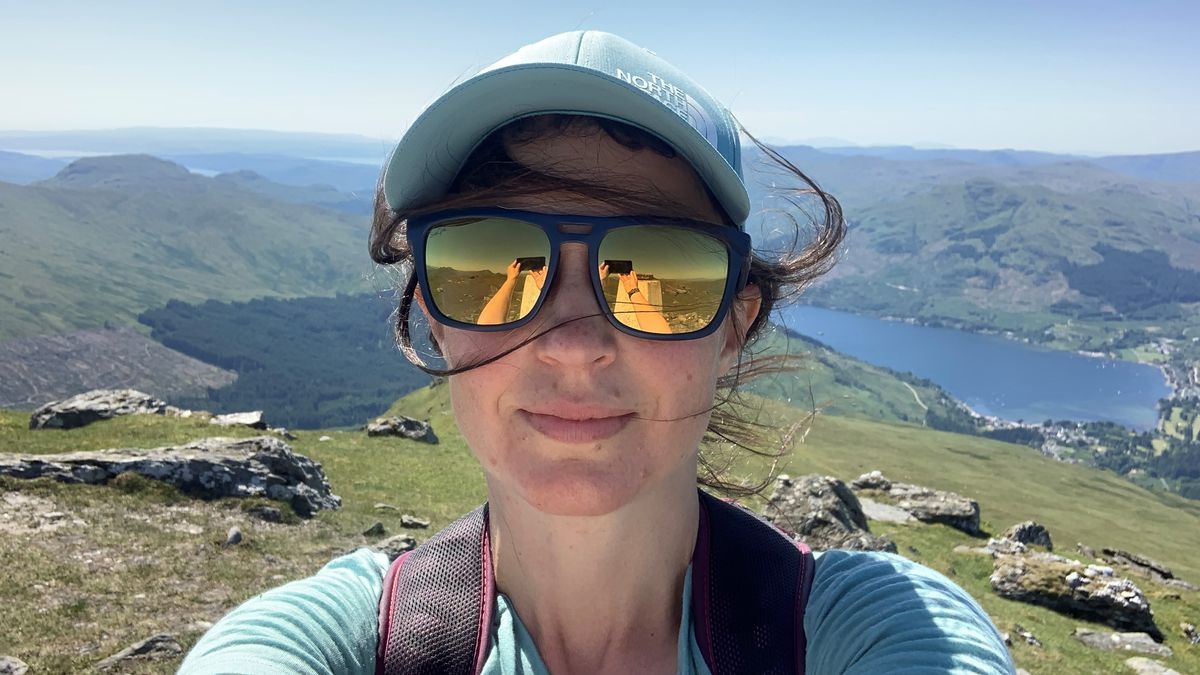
xmin=614 ymin=68 xmax=720 ymax=151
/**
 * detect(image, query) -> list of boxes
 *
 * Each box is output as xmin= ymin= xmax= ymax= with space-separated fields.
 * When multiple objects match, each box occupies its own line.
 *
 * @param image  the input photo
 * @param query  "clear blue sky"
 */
xmin=2 ymin=0 xmax=1196 ymax=155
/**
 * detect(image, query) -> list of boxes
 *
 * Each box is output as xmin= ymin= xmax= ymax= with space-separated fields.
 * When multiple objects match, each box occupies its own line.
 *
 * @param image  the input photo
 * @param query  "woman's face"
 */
xmin=420 ymin=120 xmax=760 ymax=517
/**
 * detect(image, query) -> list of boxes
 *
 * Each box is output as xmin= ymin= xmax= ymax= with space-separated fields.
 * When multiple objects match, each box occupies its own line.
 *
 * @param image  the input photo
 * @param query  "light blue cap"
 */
xmin=383 ymin=30 xmax=750 ymax=226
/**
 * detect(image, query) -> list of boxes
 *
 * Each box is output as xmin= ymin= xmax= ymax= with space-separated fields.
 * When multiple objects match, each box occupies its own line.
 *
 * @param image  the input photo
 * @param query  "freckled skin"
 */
xmin=421 ymin=123 xmax=760 ymax=518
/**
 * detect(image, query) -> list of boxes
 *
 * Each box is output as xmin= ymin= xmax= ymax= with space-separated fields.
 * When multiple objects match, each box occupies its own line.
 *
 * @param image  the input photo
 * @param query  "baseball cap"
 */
xmin=382 ymin=30 xmax=750 ymax=226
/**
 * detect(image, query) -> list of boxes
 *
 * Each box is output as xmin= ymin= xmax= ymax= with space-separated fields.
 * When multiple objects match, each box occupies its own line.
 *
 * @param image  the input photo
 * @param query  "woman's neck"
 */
xmin=486 ymin=476 xmax=699 ymax=675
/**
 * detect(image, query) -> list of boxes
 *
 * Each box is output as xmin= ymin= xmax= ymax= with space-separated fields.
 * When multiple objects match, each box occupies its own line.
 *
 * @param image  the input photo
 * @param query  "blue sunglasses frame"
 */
xmin=408 ymin=207 xmax=753 ymax=341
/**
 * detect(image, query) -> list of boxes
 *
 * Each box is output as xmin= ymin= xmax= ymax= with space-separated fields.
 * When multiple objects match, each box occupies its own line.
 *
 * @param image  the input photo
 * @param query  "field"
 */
xmin=1 ymin=383 xmax=1198 ymax=673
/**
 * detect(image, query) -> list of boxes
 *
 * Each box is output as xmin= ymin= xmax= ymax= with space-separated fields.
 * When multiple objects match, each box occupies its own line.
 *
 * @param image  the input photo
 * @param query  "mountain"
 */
xmin=796 ymin=178 xmax=1200 ymax=331
xmin=170 ymin=153 xmax=378 ymax=193
xmin=0 ymin=154 xmax=373 ymax=340
xmin=814 ymin=145 xmax=1080 ymax=166
xmin=212 ymin=170 xmax=370 ymax=214
xmin=1092 ymin=150 xmax=1200 ymax=183
xmin=0 ymin=150 xmax=66 ymax=185
xmin=0 ymin=127 xmax=388 ymax=160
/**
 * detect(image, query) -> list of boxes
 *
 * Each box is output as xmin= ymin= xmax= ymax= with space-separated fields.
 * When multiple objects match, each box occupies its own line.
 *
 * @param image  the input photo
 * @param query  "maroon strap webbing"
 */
xmin=376 ymin=504 xmax=494 ymax=675
xmin=377 ymin=491 xmax=814 ymax=675
xmin=692 ymin=489 xmax=814 ymax=675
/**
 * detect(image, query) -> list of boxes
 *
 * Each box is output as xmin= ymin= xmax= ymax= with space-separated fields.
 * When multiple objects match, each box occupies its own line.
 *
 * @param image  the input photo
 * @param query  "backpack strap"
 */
xmin=376 ymin=503 xmax=494 ymax=675
xmin=692 ymin=489 xmax=815 ymax=675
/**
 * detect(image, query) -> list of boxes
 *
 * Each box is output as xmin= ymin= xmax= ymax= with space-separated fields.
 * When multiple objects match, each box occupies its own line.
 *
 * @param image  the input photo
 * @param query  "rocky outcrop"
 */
xmin=1072 ymin=628 xmax=1172 ymax=657
xmin=850 ymin=470 xmax=892 ymax=491
xmin=0 ymin=656 xmax=29 ymax=675
xmin=1182 ymin=622 xmax=1199 ymax=644
xmin=847 ymin=471 xmax=981 ymax=536
xmin=990 ymin=553 xmax=1162 ymax=640
xmin=367 ymin=416 xmax=438 ymax=443
xmin=401 ymin=514 xmax=431 ymax=529
xmin=0 ymin=436 xmax=340 ymax=517
xmin=375 ymin=533 xmax=418 ymax=561
xmin=210 ymin=411 xmax=267 ymax=429
xmin=95 ymin=633 xmax=182 ymax=670
xmin=1101 ymin=547 xmax=1196 ymax=591
xmin=858 ymin=497 xmax=915 ymax=523
xmin=1004 ymin=521 xmax=1053 ymax=550
xmin=888 ymin=482 xmax=981 ymax=535
xmin=29 ymin=388 xmax=169 ymax=429
xmin=764 ymin=475 xmax=897 ymax=553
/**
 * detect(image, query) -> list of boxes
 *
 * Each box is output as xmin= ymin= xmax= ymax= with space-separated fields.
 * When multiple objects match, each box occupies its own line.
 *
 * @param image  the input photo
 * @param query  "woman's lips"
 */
xmin=518 ymin=409 xmax=634 ymax=443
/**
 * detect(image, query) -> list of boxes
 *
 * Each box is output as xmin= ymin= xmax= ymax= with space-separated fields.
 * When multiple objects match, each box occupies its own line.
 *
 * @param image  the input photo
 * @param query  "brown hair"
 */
xmin=369 ymin=114 xmax=845 ymax=496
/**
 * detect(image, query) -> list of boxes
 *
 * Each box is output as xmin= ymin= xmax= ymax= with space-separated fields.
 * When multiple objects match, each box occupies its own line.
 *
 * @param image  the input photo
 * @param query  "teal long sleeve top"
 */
xmin=179 ymin=548 xmax=1014 ymax=674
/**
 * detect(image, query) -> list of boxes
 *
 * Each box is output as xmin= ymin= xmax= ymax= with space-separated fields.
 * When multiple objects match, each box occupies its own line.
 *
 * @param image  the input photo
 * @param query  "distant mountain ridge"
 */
xmin=0 ymin=154 xmax=373 ymax=341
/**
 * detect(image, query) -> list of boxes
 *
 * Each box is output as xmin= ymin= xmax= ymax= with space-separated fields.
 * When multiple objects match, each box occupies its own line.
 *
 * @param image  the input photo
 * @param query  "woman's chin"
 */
xmin=509 ymin=462 xmax=647 ymax=517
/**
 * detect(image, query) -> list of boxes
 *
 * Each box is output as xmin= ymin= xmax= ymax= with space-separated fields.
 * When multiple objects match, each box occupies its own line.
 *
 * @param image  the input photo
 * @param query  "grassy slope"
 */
xmin=2 ymin=383 xmax=1198 ymax=673
xmin=0 ymin=158 xmax=373 ymax=341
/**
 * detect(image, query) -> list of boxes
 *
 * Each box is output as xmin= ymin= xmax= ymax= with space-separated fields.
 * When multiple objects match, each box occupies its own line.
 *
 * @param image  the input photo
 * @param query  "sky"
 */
xmin=1 ymin=0 xmax=1197 ymax=155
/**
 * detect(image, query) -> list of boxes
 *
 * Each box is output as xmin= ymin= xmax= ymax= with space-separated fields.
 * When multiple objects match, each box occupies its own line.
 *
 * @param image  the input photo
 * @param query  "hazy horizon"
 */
xmin=3 ymin=1 xmax=1198 ymax=156
xmin=1 ymin=126 xmax=1196 ymax=161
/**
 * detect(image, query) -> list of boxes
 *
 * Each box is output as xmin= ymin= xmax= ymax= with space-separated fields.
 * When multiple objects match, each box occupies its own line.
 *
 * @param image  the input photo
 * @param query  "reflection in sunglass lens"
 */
xmin=424 ymin=218 xmax=551 ymax=325
xmin=598 ymin=225 xmax=729 ymax=335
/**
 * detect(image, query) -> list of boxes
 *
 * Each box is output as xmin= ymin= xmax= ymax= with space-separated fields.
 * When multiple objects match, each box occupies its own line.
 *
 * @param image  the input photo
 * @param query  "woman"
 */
xmin=181 ymin=31 xmax=1013 ymax=674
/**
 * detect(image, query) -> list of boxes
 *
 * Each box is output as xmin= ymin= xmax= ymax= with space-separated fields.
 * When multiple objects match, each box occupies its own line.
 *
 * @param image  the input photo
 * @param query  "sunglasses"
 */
xmin=408 ymin=207 xmax=753 ymax=340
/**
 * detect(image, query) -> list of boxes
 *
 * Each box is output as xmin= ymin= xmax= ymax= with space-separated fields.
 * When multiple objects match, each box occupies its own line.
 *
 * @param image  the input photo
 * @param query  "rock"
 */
xmin=1073 ymin=628 xmax=1172 ymax=656
xmin=764 ymin=475 xmax=896 ymax=553
xmin=271 ymin=427 xmax=298 ymax=441
xmin=1182 ymin=622 xmax=1199 ymax=644
xmin=363 ymin=521 xmax=386 ymax=537
xmin=0 ymin=436 xmax=340 ymax=517
xmin=1003 ymin=521 xmax=1053 ymax=550
xmin=1078 ymin=542 xmax=1097 ymax=559
xmin=210 ymin=411 xmax=267 ymax=429
xmin=1162 ymin=578 xmax=1199 ymax=592
xmin=1102 ymin=547 xmax=1180 ymax=583
xmin=1124 ymin=657 xmax=1181 ymax=675
xmin=375 ymin=533 xmax=418 ymax=562
xmin=0 ymin=656 xmax=29 ymax=675
xmin=887 ymin=482 xmax=981 ymax=535
xmin=1011 ymin=624 xmax=1042 ymax=647
xmin=367 ymin=416 xmax=438 ymax=443
xmin=990 ymin=553 xmax=1162 ymax=639
xmin=247 ymin=505 xmax=283 ymax=523
xmin=858 ymin=498 xmax=915 ymax=523
xmin=850 ymin=470 xmax=892 ymax=491
xmin=401 ymin=514 xmax=431 ymax=529
xmin=94 ymin=633 xmax=182 ymax=670
xmin=1016 ymin=670 xmax=1032 ymax=675
xmin=223 ymin=526 xmax=243 ymax=548
xmin=29 ymin=388 xmax=168 ymax=430
xmin=319 ymin=435 xmax=332 ymax=442
xmin=375 ymin=503 xmax=400 ymax=512
xmin=985 ymin=538 xmax=1028 ymax=556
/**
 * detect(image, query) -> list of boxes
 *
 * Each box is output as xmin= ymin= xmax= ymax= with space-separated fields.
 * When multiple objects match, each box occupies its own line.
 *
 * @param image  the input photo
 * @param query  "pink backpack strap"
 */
xmin=376 ymin=503 xmax=494 ymax=675
xmin=692 ymin=490 xmax=815 ymax=675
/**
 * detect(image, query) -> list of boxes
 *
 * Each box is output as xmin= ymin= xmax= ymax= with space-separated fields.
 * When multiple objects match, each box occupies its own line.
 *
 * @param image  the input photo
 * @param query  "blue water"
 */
xmin=779 ymin=305 xmax=1171 ymax=430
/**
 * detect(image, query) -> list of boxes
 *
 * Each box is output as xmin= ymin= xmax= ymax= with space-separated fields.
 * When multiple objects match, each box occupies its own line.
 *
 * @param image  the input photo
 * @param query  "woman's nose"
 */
xmin=529 ymin=243 xmax=617 ymax=369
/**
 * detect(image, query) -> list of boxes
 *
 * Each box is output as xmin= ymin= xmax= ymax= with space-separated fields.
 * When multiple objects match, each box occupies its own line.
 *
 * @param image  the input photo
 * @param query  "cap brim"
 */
xmin=383 ymin=62 xmax=750 ymax=224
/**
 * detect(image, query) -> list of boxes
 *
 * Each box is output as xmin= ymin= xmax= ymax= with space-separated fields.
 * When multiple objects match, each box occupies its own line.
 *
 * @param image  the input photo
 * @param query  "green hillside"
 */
xmin=746 ymin=326 xmax=970 ymax=427
xmin=2 ymin=384 xmax=1197 ymax=673
xmin=806 ymin=178 xmax=1200 ymax=339
xmin=0 ymin=155 xmax=374 ymax=340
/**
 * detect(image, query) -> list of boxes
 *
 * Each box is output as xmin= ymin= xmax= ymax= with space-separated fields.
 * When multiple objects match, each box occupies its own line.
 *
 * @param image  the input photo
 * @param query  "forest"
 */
xmin=139 ymin=293 xmax=430 ymax=428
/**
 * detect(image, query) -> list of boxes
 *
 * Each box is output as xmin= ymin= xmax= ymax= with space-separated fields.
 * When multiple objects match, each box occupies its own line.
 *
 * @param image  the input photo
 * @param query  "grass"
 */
xmin=2 ymin=386 xmax=1198 ymax=673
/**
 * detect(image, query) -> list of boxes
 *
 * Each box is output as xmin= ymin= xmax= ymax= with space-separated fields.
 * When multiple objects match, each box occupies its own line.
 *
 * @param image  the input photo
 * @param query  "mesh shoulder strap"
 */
xmin=692 ymin=489 xmax=815 ymax=675
xmin=377 ymin=503 xmax=494 ymax=675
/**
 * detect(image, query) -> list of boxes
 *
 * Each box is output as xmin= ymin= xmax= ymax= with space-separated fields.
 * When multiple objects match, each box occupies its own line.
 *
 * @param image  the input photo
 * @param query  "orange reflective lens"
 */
xmin=421 ymin=217 xmax=730 ymax=336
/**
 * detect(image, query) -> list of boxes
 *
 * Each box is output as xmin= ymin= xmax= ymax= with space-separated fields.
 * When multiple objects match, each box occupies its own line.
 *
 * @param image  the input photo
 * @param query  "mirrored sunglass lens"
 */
xmin=598 ymin=226 xmax=729 ymax=335
xmin=424 ymin=218 xmax=550 ymax=325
